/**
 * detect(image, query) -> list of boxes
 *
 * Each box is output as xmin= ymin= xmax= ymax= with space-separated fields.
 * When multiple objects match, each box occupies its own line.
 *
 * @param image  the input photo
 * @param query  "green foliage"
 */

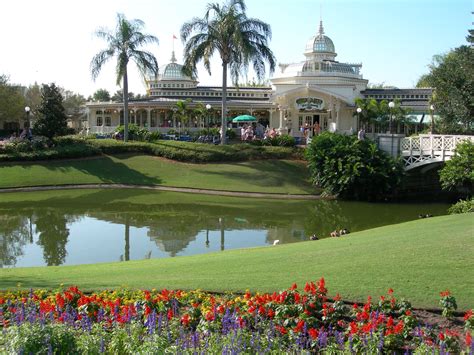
xmin=420 ymin=46 xmax=474 ymax=133
xmin=33 ymin=83 xmax=69 ymax=139
xmin=439 ymin=141 xmax=474 ymax=194
xmin=115 ymin=124 xmax=149 ymax=141
xmin=226 ymin=128 xmax=236 ymax=139
xmin=447 ymin=198 xmax=474 ymax=214
xmin=354 ymin=98 xmax=410 ymax=132
xmin=92 ymin=88 xmax=111 ymax=102
xmin=306 ymin=132 xmax=404 ymax=200
xmin=439 ymin=290 xmax=457 ymax=318
xmin=0 ymin=74 xmax=27 ymax=128
xmin=251 ymin=134 xmax=296 ymax=147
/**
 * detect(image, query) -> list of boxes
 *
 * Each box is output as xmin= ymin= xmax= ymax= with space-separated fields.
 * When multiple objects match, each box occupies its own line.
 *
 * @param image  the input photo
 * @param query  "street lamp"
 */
xmin=356 ymin=107 xmax=362 ymax=130
xmin=388 ymin=101 xmax=395 ymax=134
xmin=429 ymin=104 xmax=435 ymax=134
xmin=24 ymin=106 xmax=31 ymax=129
xmin=206 ymin=104 xmax=211 ymax=129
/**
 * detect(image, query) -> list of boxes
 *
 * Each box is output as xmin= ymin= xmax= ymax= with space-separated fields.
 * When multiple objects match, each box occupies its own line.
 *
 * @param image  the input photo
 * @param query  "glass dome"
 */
xmin=305 ymin=20 xmax=336 ymax=54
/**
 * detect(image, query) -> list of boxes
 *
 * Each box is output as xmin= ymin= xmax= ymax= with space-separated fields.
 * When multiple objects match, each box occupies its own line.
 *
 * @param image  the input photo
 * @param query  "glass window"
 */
xmin=96 ymin=117 xmax=103 ymax=126
xmin=105 ymin=117 xmax=111 ymax=126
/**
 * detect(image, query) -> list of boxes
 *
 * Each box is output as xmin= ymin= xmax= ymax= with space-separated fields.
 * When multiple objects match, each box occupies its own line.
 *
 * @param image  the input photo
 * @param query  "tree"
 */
xmin=417 ymin=46 xmax=474 ymax=133
xmin=0 ymin=74 xmax=26 ymax=132
xmin=92 ymin=88 xmax=111 ymax=102
xmin=34 ymin=83 xmax=68 ymax=139
xmin=181 ymin=0 xmax=276 ymax=144
xmin=173 ymin=98 xmax=193 ymax=128
xmin=306 ymin=132 xmax=404 ymax=201
xmin=91 ymin=13 xmax=159 ymax=141
xmin=439 ymin=141 xmax=474 ymax=195
xmin=111 ymin=89 xmax=135 ymax=102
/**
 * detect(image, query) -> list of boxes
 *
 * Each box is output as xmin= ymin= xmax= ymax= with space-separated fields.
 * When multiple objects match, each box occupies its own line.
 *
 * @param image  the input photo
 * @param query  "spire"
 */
xmin=170 ymin=51 xmax=177 ymax=63
xmin=318 ymin=20 xmax=324 ymax=35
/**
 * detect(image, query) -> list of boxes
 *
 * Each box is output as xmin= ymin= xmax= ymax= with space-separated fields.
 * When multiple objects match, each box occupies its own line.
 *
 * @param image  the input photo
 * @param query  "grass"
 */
xmin=1 ymin=213 xmax=472 ymax=309
xmin=0 ymin=154 xmax=315 ymax=194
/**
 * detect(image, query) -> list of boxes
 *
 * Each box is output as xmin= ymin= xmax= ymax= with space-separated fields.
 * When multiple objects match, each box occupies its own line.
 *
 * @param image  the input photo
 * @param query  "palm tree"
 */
xmin=90 ymin=13 xmax=158 ymax=142
xmin=181 ymin=0 xmax=276 ymax=144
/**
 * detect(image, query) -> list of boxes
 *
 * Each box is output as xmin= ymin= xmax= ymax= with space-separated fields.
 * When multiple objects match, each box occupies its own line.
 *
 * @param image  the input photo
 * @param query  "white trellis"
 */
xmin=400 ymin=134 xmax=474 ymax=170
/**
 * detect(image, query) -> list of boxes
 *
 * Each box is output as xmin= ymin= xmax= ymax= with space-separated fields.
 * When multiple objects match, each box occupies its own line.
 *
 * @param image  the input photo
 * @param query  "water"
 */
xmin=0 ymin=189 xmax=450 ymax=268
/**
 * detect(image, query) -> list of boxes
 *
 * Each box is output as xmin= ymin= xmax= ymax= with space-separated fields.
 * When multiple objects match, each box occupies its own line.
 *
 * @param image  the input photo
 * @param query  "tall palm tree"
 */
xmin=181 ymin=0 xmax=276 ymax=144
xmin=90 ymin=13 xmax=158 ymax=142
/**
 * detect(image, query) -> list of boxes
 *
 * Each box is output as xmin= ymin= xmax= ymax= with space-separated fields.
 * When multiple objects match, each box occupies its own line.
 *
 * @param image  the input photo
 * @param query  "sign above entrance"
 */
xmin=296 ymin=97 xmax=324 ymax=111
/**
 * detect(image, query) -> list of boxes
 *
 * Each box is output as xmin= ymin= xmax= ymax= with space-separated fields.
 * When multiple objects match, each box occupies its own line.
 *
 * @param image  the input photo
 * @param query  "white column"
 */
xmin=268 ymin=109 xmax=274 ymax=128
xmin=277 ymin=105 xmax=288 ymax=134
xmin=335 ymin=103 xmax=340 ymax=132
xmin=147 ymin=109 xmax=151 ymax=130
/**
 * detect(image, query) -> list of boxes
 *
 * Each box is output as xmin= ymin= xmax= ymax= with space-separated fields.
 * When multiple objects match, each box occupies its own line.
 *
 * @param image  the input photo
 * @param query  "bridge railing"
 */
xmin=400 ymin=134 xmax=474 ymax=170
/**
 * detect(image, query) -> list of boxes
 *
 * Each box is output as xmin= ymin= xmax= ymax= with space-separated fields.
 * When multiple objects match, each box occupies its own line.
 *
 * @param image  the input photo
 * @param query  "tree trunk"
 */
xmin=124 ymin=221 xmax=130 ymax=261
xmin=221 ymin=62 xmax=228 ymax=145
xmin=123 ymin=67 xmax=129 ymax=142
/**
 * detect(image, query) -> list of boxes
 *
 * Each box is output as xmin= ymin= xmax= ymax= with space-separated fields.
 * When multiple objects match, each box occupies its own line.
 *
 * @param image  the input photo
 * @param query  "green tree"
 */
xmin=25 ymin=82 xmax=42 ymax=119
xmin=92 ymin=88 xmax=111 ymax=102
xmin=439 ymin=141 xmax=474 ymax=195
xmin=306 ymin=132 xmax=404 ymax=201
xmin=173 ymin=98 xmax=193 ymax=129
xmin=111 ymin=89 xmax=136 ymax=102
xmin=33 ymin=83 xmax=68 ymax=139
xmin=181 ymin=0 xmax=276 ymax=144
xmin=418 ymin=46 xmax=474 ymax=133
xmin=0 ymin=75 xmax=26 ymax=133
xmin=90 ymin=13 xmax=159 ymax=141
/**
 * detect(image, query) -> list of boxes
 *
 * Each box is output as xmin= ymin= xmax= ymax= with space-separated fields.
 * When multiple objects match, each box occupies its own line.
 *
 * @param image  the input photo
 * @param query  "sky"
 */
xmin=1 ymin=0 xmax=471 ymax=97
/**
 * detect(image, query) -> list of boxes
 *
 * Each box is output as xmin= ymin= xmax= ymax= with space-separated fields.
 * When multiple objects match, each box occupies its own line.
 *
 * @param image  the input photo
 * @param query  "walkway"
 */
xmin=0 ymin=184 xmax=327 ymax=200
xmin=400 ymin=134 xmax=474 ymax=170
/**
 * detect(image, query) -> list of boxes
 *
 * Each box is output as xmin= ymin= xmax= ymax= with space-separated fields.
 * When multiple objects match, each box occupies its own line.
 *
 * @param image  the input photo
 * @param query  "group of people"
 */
xmin=300 ymin=122 xmax=321 ymax=139
xmin=240 ymin=123 xmax=274 ymax=141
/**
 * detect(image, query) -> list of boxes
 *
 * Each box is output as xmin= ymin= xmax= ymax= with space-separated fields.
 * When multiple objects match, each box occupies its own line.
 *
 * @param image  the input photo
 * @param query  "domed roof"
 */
xmin=305 ymin=21 xmax=335 ymax=54
xmin=161 ymin=51 xmax=193 ymax=80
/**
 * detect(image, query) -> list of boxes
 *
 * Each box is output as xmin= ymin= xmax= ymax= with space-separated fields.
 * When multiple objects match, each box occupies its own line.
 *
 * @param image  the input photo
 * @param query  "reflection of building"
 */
xmin=86 ymin=20 xmax=431 ymax=137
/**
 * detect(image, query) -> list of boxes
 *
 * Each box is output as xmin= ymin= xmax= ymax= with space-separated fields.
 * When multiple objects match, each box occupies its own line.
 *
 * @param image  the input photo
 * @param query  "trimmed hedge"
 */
xmin=0 ymin=136 xmax=301 ymax=163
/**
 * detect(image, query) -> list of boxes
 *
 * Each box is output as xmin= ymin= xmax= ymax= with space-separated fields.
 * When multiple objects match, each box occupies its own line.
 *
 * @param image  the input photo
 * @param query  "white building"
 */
xmin=85 ymin=21 xmax=431 ymax=138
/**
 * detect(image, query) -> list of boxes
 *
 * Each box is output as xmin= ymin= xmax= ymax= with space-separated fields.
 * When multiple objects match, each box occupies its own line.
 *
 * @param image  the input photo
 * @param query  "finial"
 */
xmin=319 ymin=20 xmax=324 ymax=35
xmin=170 ymin=51 xmax=177 ymax=63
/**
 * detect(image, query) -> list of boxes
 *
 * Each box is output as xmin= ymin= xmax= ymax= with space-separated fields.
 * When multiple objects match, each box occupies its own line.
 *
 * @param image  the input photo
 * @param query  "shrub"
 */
xmin=226 ymin=128 xmax=237 ymax=139
xmin=115 ymin=124 xmax=150 ymax=141
xmin=439 ymin=141 xmax=474 ymax=196
xmin=448 ymin=198 xmax=474 ymax=214
xmin=305 ymin=132 xmax=404 ymax=200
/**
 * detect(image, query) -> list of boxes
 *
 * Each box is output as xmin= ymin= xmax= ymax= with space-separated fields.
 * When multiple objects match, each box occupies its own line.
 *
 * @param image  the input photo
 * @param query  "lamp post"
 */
xmin=429 ymin=104 xmax=435 ymax=134
xmin=388 ymin=101 xmax=395 ymax=134
xmin=24 ymin=106 xmax=31 ymax=129
xmin=206 ymin=104 xmax=211 ymax=129
xmin=356 ymin=107 xmax=362 ymax=130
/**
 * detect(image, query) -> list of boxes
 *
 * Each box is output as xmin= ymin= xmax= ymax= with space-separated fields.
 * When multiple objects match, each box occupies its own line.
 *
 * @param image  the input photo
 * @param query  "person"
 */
xmin=313 ymin=122 xmax=320 ymax=136
xmin=240 ymin=124 xmax=247 ymax=141
xmin=357 ymin=128 xmax=365 ymax=140
xmin=269 ymin=128 xmax=277 ymax=138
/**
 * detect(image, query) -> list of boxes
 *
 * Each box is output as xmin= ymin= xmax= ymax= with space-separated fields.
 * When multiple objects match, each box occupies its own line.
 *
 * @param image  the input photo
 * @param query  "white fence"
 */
xmin=400 ymin=134 xmax=474 ymax=170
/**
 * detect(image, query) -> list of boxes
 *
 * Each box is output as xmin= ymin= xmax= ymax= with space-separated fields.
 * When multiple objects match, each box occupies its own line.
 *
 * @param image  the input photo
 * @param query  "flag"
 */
xmin=173 ymin=34 xmax=177 ymax=39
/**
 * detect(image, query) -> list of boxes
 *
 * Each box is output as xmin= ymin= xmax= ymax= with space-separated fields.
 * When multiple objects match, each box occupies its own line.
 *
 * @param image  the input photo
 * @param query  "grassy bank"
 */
xmin=0 ymin=154 xmax=315 ymax=194
xmin=1 ymin=213 xmax=472 ymax=309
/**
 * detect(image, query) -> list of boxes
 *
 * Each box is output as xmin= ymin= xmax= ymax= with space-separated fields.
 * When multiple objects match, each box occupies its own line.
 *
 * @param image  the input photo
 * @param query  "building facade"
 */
xmin=85 ymin=21 xmax=432 ymax=138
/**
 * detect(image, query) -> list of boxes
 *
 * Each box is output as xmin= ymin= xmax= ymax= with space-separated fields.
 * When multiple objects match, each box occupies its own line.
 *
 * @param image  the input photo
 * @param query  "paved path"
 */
xmin=0 ymin=184 xmax=327 ymax=200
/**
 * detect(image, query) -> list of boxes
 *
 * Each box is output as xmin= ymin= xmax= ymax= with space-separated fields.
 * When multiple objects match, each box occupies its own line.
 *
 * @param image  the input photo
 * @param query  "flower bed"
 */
xmin=1 ymin=280 xmax=472 ymax=353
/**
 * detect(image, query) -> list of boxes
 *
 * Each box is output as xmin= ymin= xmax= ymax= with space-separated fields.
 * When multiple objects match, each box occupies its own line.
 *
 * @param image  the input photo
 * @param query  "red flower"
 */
xmin=294 ymin=319 xmax=305 ymax=333
xmin=181 ymin=314 xmax=190 ymax=326
xmin=388 ymin=288 xmax=394 ymax=295
xmin=440 ymin=290 xmax=451 ymax=297
xmin=238 ymin=316 xmax=245 ymax=328
xmin=290 ymin=283 xmax=298 ymax=291
xmin=276 ymin=325 xmax=287 ymax=335
xmin=349 ymin=321 xmax=358 ymax=335
xmin=308 ymin=328 xmax=319 ymax=340
xmin=439 ymin=332 xmax=445 ymax=341
xmin=294 ymin=293 xmax=300 ymax=304
xmin=167 ymin=309 xmax=174 ymax=320
xmin=464 ymin=309 xmax=473 ymax=321
xmin=205 ymin=311 xmax=215 ymax=322
xmin=267 ymin=308 xmax=275 ymax=318
xmin=466 ymin=332 xmax=472 ymax=347
xmin=334 ymin=293 xmax=341 ymax=301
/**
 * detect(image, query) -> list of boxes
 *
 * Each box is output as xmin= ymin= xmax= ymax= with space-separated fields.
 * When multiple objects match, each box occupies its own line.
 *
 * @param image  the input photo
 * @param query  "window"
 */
xmin=298 ymin=116 xmax=304 ymax=127
xmin=96 ymin=117 xmax=103 ymax=126
xmin=105 ymin=117 xmax=111 ymax=126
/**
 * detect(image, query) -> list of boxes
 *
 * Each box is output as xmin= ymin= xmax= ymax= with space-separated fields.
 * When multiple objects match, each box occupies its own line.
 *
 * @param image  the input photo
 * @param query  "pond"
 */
xmin=0 ymin=189 xmax=450 ymax=268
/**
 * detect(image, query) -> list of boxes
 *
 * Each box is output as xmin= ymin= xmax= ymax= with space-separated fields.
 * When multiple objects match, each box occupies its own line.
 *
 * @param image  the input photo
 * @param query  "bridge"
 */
xmin=400 ymin=134 xmax=474 ymax=171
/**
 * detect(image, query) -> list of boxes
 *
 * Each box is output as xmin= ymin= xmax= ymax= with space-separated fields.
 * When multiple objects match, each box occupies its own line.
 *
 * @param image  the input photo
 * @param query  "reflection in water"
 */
xmin=0 ymin=189 xmax=449 ymax=267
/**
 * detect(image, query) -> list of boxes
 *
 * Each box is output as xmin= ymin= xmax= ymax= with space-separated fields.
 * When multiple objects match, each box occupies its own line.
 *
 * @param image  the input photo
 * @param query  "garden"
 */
xmin=1 ymin=280 xmax=472 ymax=353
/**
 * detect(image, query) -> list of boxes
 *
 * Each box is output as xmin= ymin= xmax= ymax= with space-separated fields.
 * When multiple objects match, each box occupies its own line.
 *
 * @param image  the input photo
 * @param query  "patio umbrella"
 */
xmin=232 ymin=114 xmax=257 ymax=123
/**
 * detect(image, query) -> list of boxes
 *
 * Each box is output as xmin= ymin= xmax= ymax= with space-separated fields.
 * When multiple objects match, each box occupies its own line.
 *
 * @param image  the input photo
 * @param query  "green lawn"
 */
xmin=1 ymin=213 xmax=472 ymax=309
xmin=0 ymin=154 xmax=315 ymax=194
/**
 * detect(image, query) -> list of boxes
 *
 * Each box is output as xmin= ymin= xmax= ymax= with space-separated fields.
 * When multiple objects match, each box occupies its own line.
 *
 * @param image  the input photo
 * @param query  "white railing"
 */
xmin=400 ymin=134 xmax=474 ymax=170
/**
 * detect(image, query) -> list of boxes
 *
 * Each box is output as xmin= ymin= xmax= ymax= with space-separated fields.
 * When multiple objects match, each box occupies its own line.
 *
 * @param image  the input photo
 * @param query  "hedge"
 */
xmin=0 ymin=136 xmax=301 ymax=163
